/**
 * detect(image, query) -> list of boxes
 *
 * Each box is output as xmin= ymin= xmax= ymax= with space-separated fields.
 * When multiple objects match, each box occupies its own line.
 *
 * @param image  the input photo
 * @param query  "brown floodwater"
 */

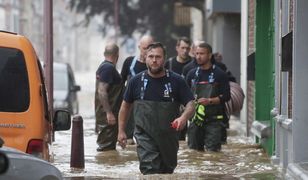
xmin=52 ymin=117 xmax=283 ymax=180
xmin=52 ymin=73 xmax=283 ymax=179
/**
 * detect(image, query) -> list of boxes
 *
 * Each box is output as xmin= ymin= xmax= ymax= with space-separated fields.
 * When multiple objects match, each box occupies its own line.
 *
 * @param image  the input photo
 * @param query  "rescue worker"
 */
xmin=184 ymin=45 xmax=235 ymax=145
xmin=117 ymin=42 xmax=195 ymax=174
xmin=164 ymin=36 xmax=192 ymax=75
xmin=120 ymin=35 xmax=154 ymax=142
xmin=186 ymin=43 xmax=231 ymax=152
xmin=182 ymin=40 xmax=205 ymax=77
xmin=164 ymin=36 xmax=192 ymax=141
xmin=95 ymin=43 xmax=124 ymax=151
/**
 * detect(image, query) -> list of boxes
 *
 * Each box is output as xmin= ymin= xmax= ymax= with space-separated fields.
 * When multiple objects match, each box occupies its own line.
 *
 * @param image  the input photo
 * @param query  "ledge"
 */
xmin=275 ymin=115 xmax=293 ymax=131
xmin=271 ymin=155 xmax=280 ymax=165
xmin=287 ymin=163 xmax=308 ymax=179
xmin=251 ymin=120 xmax=271 ymax=138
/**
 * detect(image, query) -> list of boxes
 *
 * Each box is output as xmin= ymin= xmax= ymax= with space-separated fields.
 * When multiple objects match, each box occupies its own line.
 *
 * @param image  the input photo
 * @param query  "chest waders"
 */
xmin=125 ymin=56 xmax=138 ymax=139
xmin=134 ymin=71 xmax=180 ymax=174
xmin=188 ymin=66 xmax=224 ymax=151
xmin=95 ymin=62 xmax=125 ymax=151
xmin=94 ymin=62 xmax=106 ymax=133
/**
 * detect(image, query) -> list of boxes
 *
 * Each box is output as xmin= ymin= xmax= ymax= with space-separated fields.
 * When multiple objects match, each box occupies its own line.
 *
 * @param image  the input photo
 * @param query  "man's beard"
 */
xmin=197 ymin=58 xmax=211 ymax=66
xmin=148 ymin=66 xmax=164 ymax=74
xmin=196 ymin=59 xmax=204 ymax=66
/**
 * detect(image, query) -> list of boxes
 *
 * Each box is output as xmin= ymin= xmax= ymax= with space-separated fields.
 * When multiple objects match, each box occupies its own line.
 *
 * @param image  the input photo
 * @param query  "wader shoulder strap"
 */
xmin=129 ymin=56 xmax=138 ymax=77
xmin=192 ymin=67 xmax=200 ymax=97
xmin=140 ymin=72 xmax=148 ymax=100
xmin=165 ymin=70 xmax=174 ymax=102
xmin=169 ymin=58 xmax=173 ymax=71
xmin=192 ymin=65 xmax=217 ymax=96
xmin=140 ymin=70 xmax=175 ymax=102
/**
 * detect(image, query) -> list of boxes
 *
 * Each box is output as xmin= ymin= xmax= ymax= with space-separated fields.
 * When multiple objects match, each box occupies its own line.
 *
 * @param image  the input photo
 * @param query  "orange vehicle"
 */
xmin=0 ymin=31 xmax=71 ymax=160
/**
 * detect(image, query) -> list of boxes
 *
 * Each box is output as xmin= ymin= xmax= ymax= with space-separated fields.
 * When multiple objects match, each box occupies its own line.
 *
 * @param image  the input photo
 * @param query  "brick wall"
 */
xmin=248 ymin=0 xmax=255 ymax=54
xmin=288 ymin=0 xmax=294 ymax=118
xmin=247 ymin=0 xmax=255 ymax=136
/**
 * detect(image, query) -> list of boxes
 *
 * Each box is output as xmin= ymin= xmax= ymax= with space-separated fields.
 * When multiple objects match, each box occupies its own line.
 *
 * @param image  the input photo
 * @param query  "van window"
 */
xmin=54 ymin=70 xmax=68 ymax=91
xmin=0 ymin=47 xmax=30 ymax=112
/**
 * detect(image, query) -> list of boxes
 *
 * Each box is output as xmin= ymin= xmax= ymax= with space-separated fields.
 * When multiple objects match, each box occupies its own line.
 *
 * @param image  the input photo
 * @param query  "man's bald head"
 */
xmin=138 ymin=35 xmax=154 ymax=62
xmin=104 ymin=43 xmax=119 ymax=56
xmin=190 ymin=40 xmax=206 ymax=57
xmin=104 ymin=43 xmax=119 ymax=64
xmin=193 ymin=40 xmax=205 ymax=48
xmin=139 ymin=35 xmax=154 ymax=46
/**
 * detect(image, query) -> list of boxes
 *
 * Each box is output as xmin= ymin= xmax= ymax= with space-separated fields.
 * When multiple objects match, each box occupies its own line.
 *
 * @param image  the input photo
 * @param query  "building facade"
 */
xmin=204 ymin=0 xmax=241 ymax=85
xmin=243 ymin=0 xmax=308 ymax=178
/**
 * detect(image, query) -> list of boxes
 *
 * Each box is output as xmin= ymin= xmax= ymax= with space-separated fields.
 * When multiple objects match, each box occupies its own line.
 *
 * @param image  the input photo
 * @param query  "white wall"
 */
xmin=190 ymin=7 xmax=203 ymax=41
xmin=0 ymin=8 xmax=5 ymax=29
xmin=292 ymin=0 xmax=308 ymax=163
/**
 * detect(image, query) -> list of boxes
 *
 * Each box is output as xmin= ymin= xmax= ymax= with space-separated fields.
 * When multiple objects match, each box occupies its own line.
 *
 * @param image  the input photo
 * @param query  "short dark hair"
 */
xmin=197 ymin=42 xmax=212 ymax=54
xmin=146 ymin=42 xmax=167 ymax=58
xmin=176 ymin=37 xmax=191 ymax=46
xmin=104 ymin=43 xmax=119 ymax=56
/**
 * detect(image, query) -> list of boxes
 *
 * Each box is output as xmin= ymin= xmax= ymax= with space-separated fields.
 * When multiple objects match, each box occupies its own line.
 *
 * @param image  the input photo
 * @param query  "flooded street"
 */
xmin=51 ymin=72 xmax=283 ymax=179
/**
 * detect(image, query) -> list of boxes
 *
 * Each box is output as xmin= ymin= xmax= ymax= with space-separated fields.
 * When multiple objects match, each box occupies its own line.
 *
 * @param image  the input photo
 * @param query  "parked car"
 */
xmin=0 ymin=138 xmax=62 ymax=180
xmin=53 ymin=62 xmax=80 ymax=114
xmin=40 ymin=61 xmax=81 ymax=115
xmin=0 ymin=30 xmax=71 ymax=160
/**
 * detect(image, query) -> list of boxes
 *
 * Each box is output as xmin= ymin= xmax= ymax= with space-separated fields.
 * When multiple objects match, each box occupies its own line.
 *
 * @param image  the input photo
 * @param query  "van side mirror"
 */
xmin=0 ymin=151 xmax=9 ymax=174
xmin=71 ymin=85 xmax=81 ymax=92
xmin=53 ymin=110 xmax=71 ymax=131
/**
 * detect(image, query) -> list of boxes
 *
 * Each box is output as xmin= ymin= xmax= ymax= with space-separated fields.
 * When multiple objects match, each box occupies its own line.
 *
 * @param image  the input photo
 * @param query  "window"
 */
xmin=0 ymin=9 xmax=5 ymax=29
xmin=0 ymin=48 xmax=29 ymax=112
xmin=54 ymin=68 xmax=69 ymax=91
xmin=13 ymin=14 xmax=19 ymax=33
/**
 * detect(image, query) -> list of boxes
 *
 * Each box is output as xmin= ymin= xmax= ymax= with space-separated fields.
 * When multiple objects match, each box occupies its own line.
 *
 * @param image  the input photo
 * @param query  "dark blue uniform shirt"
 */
xmin=186 ymin=65 xmax=231 ymax=103
xmin=96 ymin=60 xmax=122 ymax=85
xmin=120 ymin=56 xmax=147 ymax=83
xmin=124 ymin=70 xmax=194 ymax=105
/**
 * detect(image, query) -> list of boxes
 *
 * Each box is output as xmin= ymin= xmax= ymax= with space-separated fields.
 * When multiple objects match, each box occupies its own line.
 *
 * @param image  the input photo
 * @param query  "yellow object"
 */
xmin=192 ymin=102 xmax=224 ymax=126
xmin=192 ymin=104 xmax=206 ymax=126
xmin=216 ymin=115 xmax=224 ymax=119
xmin=0 ymin=31 xmax=51 ymax=160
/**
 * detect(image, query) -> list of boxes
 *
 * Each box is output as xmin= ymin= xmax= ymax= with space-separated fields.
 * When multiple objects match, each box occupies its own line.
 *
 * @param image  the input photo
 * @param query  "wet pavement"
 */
xmin=51 ymin=72 xmax=284 ymax=179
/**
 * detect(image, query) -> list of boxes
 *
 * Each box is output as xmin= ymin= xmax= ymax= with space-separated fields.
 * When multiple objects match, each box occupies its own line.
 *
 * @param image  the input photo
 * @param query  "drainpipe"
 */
xmin=43 ymin=0 xmax=53 ymax=119
xmin=240 ymin=0 xmax=248 ymax=136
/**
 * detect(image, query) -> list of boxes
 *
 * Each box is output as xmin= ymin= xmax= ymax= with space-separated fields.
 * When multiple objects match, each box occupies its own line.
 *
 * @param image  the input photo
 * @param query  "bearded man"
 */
xmin=117 ymin=42 xmax=195 ymax=174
